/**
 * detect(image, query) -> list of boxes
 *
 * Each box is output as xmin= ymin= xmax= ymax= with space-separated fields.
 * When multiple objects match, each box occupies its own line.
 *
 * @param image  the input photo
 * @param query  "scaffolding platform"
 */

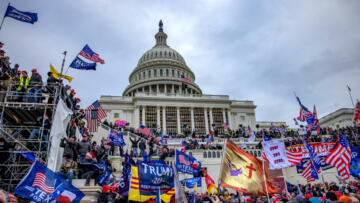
xmin=0 ymin=83 xmax=61 ymax=191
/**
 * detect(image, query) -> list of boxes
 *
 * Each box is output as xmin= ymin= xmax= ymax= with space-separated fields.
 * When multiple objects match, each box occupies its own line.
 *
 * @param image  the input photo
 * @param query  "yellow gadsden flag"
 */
xmin=50 ymin=64 xmax=73 ymax=82
xmin=220 ymin=140 xmax=278 ymax=195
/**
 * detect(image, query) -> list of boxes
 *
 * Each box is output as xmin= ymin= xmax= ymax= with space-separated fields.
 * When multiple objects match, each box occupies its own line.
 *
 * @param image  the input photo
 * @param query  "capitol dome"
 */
xmin=123 ymin=20 xmax=202 ymax=96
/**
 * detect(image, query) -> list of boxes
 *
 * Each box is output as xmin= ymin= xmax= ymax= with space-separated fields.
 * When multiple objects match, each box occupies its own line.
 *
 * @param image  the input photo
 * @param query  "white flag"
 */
xmin=47 ymin=99 xmax=73 ymax=171
xmin=248 ymin=131 xmax=256 ymax=142
xmin=262 ymin=139 xmax=292 ymax=169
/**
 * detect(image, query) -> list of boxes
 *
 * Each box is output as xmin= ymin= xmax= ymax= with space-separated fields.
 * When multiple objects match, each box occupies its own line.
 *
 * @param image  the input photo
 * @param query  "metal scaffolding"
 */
xmin=0 ymin=82 xmax=60 ymax=191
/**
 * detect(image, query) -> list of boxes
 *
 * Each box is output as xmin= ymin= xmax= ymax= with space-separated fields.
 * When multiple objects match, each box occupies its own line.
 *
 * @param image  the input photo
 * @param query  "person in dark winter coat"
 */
xmin=27 ymin=69 xmax=43 ymax=103
xmin=60 ymin=136 xmax=78 ymax=161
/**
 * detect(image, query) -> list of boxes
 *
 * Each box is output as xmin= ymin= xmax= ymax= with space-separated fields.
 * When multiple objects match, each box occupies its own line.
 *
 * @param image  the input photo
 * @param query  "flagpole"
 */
xmin=261 ymin=150 xmax=271 ymax=203
xmin=60 ymin=51 xmax=67 ymax=76
xmin=281 ymin=168 xmax=288 ymax=193
xmin=0 ymin=2 xmax=10 ymax=31
xmin=217 ymin=138 xmax=227 ymax=190
xmin=347 ymin=85 xmax=355 ymax=108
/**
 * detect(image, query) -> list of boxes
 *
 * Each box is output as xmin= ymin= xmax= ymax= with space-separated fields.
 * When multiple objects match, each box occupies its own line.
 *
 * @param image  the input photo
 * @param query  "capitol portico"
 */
xmin=99 ymin=21 xmax=260 ymax=135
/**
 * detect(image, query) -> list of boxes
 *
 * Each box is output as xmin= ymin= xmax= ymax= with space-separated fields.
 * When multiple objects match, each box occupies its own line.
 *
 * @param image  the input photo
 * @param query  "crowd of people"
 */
xmin=2 ymin=41 xmax=360 ymax=202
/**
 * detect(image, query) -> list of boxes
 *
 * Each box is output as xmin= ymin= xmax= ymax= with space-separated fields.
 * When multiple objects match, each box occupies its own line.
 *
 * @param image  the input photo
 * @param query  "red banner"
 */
xmin=289 ymin=142 xmax=336 ymax=158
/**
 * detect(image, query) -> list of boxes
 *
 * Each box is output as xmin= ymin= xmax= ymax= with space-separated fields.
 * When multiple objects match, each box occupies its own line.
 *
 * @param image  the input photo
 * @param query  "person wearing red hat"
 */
xmin=27 ymin=68 xmax=43 ymax=103
xmin=81 ymin=151 xmax=98 ymax=186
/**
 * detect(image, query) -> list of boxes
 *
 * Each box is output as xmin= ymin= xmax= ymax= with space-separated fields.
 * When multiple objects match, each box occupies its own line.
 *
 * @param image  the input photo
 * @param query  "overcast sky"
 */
xmin=1 ymin=0 xmax=359 ymax=127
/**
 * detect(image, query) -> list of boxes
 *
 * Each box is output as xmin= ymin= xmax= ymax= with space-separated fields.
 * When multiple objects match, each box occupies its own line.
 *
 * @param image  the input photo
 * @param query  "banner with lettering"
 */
xmin=138 ymin=160 xmax=174 ymax=196
xmin=175 ymin=150 xmax=202 ymax=175
xmin=350 ymin=147 xmax=360 ymax=179
xmin=296 ymin=156 xmax=333 ymax=174
xmin=180 ymin=177 xmax=202 ymax=189
xmin=262 ymin=139 xmax=291 ymax=169
xmin=289 ymin=142 xmax=336 ymax=158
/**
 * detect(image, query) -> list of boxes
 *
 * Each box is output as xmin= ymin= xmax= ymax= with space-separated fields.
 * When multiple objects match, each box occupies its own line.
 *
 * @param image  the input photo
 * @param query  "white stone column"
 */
xmin=209 ymin=108 xmax=214 ymax=131
xmin=149 ymin=85 xmax=152 ymax=93
xmin=204 ymin=108 xmax=209 ymax=134
xmin=179 ymin=85 xmax=182 ymax=95
xmin=157 ymin=106 xmax=160 ymax=130
xmin=222 ymin=109 xmax=227 ymax=123
xmin=177 ymin=107 xmax=181 ymax=134
xmin=142 ymin=106 xmax=146 ymax=126
xmin=156 ymin=84 xmax=159 ymax=94
xmin=164 ymin=84 xmax=167 ymax=94
xmin=134 ymin=106 xmax=140 ymax=128
xmin=190 ymin=107 xmax=195 ymax=131
xmin=227 ymin=110 xmax=232 ymax=129
xmin=172 ymin=85 xmax=175 ymax=94
xmin=162 ymin=107 xmax=166 ymax=133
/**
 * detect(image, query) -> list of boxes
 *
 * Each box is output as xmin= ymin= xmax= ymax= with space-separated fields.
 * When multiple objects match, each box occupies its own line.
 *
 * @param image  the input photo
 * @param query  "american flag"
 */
xmin=137 ymin=125 xmax=150 ymax=137
xmin=301 ymin=162 xmax=317 ymax=182
xmin=296 ymin=96 xmax=313 ymax=122
xmin=285 ymin=148 xmax=302 ymax=166
xmin=324 ymin=133 xmax=351 ymax=180
xmin=181 ymin=75 xmax=190 ymax=83
xmin=222 ymin=122 xmax=229 ymax=129
xmin=32 ymin=172 xmax=55 ymax=194
xmin=85 ymin=100 xmax=107 ymax=132
xmin=79 ymin=44 xmax=105 ymax=64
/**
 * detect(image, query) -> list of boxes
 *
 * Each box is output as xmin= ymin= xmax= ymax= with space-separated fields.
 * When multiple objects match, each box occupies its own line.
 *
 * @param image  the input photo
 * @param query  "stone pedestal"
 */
xmin=78 ymin=186 xmax=102 ymax=203
xmin=109 ymin=156 xmax=123 ymax=174
xmin=114 ymin=146 xmax=120 ymax=156
xmin=72 ymin=179 xmax=102 ymax=202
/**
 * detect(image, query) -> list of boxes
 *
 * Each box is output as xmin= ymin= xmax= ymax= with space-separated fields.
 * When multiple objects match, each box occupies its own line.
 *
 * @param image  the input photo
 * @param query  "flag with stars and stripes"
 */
xmin=85 ymin=100 xmax=107 ymax=132
xmin=285 ymin=148 xmax=303 ymax=166
xmin=301 ymin=162 xmax=318 ymax=182
xmin=324 ymin=133 xmax=351 ymax=180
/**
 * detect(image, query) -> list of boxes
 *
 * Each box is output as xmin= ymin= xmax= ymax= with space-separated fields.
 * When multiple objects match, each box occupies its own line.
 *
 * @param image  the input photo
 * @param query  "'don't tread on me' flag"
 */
xmin=4 ymin=5 xmax=38 ymax=24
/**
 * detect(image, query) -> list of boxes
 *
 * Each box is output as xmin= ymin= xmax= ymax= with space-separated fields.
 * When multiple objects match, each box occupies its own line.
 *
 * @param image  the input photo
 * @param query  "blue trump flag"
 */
xmin=350 ymin=147 xmax=360 ymax=179
xmin=4 ymin=5 xmax=38 ymax=24
xmin=14 ymin=161 xmax=84 ymax=203
xmin=69 ymin=56 xmax=96 ymax=70
xmin=69 ymin=44 xmax=104 ymax=70
xmin=175 ymin=150 xmax=201 ymax=175
xmin=180 ymin=177 xmax=201 ymax=189
xmin=108 ymin=130 xmax=126 ymax=147
xmin=138 ymin=160 xmax=174 ymax=196
xmin=118 ymin=153 xmax=135 ymax=195
xmin=302 ymin=139 xmax=322 ymax=172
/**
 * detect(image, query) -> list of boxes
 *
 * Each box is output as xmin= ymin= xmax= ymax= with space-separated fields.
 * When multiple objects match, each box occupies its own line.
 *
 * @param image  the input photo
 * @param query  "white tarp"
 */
xmin=262 ymin=139 xmax=292 ymax=170
xmin=47 ymin=99 xmax=73 ymax=171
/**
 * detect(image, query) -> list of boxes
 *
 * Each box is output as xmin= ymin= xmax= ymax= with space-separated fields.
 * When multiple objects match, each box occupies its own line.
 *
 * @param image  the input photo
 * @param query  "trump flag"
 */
xmin=70 ymin=45 xmax=105 ymax=70
xmin=175 ymin=150 xmax=201 ymax=175
xmin=4 ymin=5 xmax=38 ymax=25
xmin=14 ymin=161 xmax=84 ymax=203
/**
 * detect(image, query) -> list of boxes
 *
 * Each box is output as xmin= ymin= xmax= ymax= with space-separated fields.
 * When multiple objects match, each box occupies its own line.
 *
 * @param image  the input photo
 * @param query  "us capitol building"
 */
xmin=88 ymin=21 xmax=343 ymax=194
xmin=98 ymin=21 xmax=272 ymax=134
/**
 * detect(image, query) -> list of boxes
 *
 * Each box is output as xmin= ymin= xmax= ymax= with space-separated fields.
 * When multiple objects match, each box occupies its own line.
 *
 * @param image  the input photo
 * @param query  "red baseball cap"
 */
xmin=31 ymin=69 xmax=37 ymax=72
